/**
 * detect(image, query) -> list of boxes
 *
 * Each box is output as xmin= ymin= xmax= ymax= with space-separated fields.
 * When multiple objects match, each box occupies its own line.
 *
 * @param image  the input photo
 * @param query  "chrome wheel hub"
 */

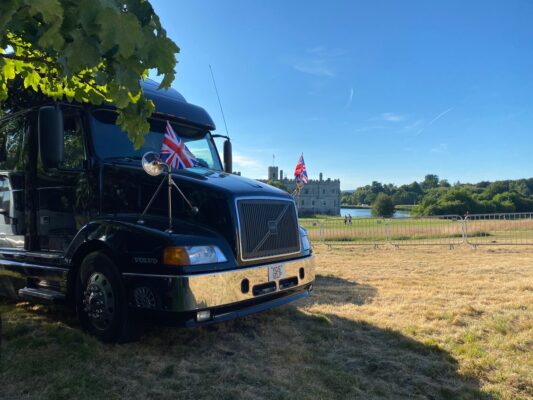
xmin=83 ymin=272 xmax=115 ymax=331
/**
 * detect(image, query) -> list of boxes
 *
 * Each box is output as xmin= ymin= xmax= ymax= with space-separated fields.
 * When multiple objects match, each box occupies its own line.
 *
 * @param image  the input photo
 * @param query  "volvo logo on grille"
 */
xmin=268 ymin=220 xmax=279 ymax=234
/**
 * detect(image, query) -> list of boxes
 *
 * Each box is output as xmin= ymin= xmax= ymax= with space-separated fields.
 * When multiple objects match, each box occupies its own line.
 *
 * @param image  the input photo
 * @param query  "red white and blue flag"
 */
xmin=161 ymin=121 xmax=197 ymax=170
xmin=294 ymin=154 xmax=308 ymax=184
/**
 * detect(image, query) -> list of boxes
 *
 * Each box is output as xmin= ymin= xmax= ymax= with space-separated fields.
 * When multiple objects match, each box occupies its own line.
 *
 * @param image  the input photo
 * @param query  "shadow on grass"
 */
xmin=0 ymin=296 xmax=493 ymax=400
xmin=312 ymin=274 xmax=377 ymax=306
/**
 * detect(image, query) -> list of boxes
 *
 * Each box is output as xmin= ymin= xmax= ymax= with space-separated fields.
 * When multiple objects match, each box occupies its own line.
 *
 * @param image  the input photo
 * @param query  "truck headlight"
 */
xmin=163 ymin=246 xmax=227 ymax=266
xmin=300 ymin=227 xmax=311 ymax=252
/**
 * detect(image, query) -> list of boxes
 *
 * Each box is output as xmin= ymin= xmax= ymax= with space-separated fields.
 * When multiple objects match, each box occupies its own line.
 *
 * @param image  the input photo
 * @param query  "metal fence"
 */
xmin=300 ymin=212 xmax=533 ymax=247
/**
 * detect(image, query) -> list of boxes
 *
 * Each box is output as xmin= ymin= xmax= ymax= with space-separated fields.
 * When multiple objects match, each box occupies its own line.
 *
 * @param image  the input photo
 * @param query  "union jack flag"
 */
xmin=294 ymin=154 xmax=308 ymax=184
xmin=161 ymin=121 xmax=197 ymax=170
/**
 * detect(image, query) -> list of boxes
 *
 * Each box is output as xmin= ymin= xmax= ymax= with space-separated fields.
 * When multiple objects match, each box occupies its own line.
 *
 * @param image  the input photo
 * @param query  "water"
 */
xmin=340 ymin=208 xmax=411 ymax=219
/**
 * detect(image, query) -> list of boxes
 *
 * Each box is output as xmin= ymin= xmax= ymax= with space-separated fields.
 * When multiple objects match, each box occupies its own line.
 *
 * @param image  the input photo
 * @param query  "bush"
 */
xmin=372 ymin=193 xmax=395 ymax=217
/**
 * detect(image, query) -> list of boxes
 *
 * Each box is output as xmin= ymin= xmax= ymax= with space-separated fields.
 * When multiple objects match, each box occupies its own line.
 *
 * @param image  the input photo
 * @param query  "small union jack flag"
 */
xmin=161 ymin=121 xmax=197 ymax=170
xmin=294 ymin=154 xmax=308 ymax=184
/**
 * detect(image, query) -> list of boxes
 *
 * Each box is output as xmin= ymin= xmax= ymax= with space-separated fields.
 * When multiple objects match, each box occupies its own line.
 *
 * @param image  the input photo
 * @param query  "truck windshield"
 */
xmin=90 ymin=109 xmax=222 ymax=170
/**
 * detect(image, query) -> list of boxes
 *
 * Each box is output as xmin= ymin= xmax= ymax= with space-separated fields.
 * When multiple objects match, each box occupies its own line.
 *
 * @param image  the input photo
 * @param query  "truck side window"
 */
xmin=0 ymin=115 xmax=26 ymax=171
xmin=61 ymin=113 xmax=84 ymax=170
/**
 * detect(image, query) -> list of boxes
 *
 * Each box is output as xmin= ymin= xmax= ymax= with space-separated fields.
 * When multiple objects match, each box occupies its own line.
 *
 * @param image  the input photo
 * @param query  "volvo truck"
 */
xmin=0 ymin=79 xmax=314 ymax=342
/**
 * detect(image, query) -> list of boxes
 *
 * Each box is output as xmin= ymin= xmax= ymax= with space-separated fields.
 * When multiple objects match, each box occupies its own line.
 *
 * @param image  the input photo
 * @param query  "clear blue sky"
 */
xmin=150 ymin=0 xmax=533 ymax=190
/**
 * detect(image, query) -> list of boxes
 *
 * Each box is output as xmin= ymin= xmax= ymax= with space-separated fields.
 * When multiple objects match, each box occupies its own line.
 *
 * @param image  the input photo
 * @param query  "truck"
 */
xmin=0 ymin=79 xmax=314 ymax=342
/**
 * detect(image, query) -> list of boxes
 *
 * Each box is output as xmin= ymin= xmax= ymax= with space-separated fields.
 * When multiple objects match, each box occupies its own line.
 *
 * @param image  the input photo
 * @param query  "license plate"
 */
xmin=268 ymin=263 xmax=286 ymax=281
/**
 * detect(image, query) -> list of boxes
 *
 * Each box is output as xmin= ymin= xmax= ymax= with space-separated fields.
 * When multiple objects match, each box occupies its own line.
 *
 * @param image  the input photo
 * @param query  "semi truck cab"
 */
xmin=0 ymin=80 xmax=314 ymax=342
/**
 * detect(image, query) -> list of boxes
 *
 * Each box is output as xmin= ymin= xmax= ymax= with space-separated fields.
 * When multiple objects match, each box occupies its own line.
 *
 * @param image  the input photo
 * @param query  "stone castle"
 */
xmin=262 ymin=166 xmax=341 ymax=216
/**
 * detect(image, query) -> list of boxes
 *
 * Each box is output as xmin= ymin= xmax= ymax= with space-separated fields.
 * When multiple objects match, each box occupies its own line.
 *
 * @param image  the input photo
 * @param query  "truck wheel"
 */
xmin=76 ymin=251 xmax=142 ymax=343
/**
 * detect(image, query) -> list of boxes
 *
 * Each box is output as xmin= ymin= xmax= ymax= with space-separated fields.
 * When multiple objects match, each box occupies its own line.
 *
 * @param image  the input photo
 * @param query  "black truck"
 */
xmin=0 ymin=79 xmax=314 ymax=342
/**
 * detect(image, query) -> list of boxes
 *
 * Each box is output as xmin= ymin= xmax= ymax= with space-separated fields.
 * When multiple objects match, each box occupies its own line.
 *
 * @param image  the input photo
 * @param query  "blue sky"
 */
xmin=150 ymin=0 xmax=533 ymax=189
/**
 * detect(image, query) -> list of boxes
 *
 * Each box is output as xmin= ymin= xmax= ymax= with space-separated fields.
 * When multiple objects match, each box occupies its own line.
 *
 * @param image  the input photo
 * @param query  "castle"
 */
xmin=262 ymin=166 xmax=341 ymax=216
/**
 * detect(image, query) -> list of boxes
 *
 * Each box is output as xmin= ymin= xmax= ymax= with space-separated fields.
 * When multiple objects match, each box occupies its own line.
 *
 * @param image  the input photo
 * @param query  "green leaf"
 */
xmin=63 ymin=29 xmax=100 ymax=70
xmin=2 ymin=60 xmax=16 ymax=80
xmin=26 ymin=0 xmax=63 ymax=24
xmin=23 ymin=70 xmax=41 ymax=91
xmin=38 ymin=20 xmax=65 ymax=50
xmin=96 ymin=9 xmax=143 ymax=59
xmin=113 ymin=88 xmax=130 ymax=108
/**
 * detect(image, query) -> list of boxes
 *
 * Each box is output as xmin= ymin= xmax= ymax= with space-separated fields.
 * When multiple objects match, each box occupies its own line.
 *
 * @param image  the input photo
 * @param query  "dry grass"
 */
xmin=1 ymin=245 xmax=532 ymax=400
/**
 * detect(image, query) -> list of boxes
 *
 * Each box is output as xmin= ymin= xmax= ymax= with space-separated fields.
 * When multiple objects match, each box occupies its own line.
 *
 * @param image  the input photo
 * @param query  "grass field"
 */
xmin=1 ymin=245 xmax=532 ymax=399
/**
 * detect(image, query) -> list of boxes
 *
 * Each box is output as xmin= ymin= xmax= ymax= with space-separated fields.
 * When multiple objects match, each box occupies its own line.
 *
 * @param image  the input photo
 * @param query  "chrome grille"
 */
xmin=237 ymin=198 xmax=300 ymax=261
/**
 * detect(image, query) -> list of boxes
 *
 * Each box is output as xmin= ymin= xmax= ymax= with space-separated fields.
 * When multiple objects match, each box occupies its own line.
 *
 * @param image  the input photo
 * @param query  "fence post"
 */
xmin=384 ymin=218 xmax=391 ymax=243
xmin=461 ymin=216 xmax=468 ymax=245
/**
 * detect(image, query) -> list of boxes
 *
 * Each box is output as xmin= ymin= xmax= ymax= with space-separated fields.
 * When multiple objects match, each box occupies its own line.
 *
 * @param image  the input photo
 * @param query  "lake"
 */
xmin=340 ymin=208 xmax=411 ymax=219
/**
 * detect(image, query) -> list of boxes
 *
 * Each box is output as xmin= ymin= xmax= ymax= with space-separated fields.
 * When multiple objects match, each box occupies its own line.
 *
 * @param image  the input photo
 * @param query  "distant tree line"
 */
xmin=342 ymin=175 xmax=533 ymax=216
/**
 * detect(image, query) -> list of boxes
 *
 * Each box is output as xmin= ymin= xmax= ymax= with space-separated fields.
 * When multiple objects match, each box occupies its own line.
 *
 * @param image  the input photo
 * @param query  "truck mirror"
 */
xmin=223 ymin=139 xmax=232 ymax=173
xmin=38 ymin=106 xmax=64 ymax=169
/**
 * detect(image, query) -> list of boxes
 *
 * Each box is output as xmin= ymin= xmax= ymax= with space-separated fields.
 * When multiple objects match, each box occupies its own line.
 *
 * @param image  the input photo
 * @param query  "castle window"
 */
xmin=301 ymin=200 xmax=304 ymax=205
xmin=322 ymin=189 xmax=325 ymax=194
xmin=312 ymin=200 xmax=315 ymax=206
xmin=323 ymin=201 xmax=326 ymax=206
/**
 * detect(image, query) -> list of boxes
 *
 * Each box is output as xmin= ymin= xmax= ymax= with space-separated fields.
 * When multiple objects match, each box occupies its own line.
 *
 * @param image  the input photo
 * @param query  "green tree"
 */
xmin=510 ymin=180 xmax=531 ymax=196
xmin=267 ymin=180 xmax=288 ymax=192
xmin=341 ymin=191 xmax=354 ymax=205
xmin=371 ymin=193 xmax=395 ymax=217
xmin=392 ymin=188 xmax=419 ymax=205
xmin=0 ymin=0 xmax=179 ymax=147
xmin=480 ymin=181 xmax=509 ymax=200
xmin=421 ymin=174 xmax=439 ymax=190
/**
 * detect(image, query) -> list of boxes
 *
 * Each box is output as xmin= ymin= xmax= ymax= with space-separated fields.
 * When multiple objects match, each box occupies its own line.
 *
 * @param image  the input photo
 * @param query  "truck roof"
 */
xmin=142 ymin=78 xmax=216 ymax=130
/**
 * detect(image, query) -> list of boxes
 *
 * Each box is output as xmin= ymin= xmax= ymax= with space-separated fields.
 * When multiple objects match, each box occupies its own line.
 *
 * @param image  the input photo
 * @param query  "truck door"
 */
xmin=0 ymin=112 xmax=30 ymax=297
xmin=36 ymin=107 xmax=92 ymax=253
xmin=0 ymin=114 xmax=28 ymax=249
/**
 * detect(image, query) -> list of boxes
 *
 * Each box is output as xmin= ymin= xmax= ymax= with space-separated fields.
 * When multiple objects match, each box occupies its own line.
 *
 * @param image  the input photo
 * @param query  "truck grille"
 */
xmin=237 ymin=198 xmax=301 ymax=261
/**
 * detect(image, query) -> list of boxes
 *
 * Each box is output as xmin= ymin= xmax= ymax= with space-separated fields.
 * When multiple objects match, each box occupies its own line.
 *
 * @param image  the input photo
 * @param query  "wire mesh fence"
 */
xmin=465 ymin=212 xmax=533 ymax=246
xmin=388 ymin=215 xmax=464 ymax=246
xmin=300 ymin=212 xmax=533 ymax=247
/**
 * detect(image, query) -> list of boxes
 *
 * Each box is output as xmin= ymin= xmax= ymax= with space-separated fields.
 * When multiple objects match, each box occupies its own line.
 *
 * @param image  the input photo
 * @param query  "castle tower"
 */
xmin=268 ymin=166 xmax=279 ymax=180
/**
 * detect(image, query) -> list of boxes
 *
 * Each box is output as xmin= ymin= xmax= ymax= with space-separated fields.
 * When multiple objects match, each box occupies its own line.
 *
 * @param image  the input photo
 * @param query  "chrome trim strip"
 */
xmin=234 ymin=196 xmax=302 ymax=263
xmin=122 ymin=255 xmax=314 ymax=312
xmin=0 ymin=250 xmax=64 ymax=259
xmin=0 ymin=258 xmax=69 ymax=272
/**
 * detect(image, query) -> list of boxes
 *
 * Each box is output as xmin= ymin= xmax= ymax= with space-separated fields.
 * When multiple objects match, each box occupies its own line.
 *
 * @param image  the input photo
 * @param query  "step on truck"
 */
xmin=0 ymin=79 xmax=314 ymax=342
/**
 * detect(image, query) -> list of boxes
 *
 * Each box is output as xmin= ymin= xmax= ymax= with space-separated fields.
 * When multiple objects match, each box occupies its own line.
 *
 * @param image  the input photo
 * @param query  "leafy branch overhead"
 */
xmin=0 ymin=0 xmax=179 ymax=147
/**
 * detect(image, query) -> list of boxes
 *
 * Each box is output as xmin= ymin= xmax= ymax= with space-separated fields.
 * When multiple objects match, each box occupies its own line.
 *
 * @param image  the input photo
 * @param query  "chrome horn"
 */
xmin=142 ymin=151 xmax=166 ymax=176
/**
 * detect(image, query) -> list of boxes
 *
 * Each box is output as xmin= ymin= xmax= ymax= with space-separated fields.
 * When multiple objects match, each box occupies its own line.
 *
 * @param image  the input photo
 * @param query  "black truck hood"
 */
xmin=104 ymin=160 xmax=291 ymax=198
xmin=172 ymin=167 xmax=290 ymax=198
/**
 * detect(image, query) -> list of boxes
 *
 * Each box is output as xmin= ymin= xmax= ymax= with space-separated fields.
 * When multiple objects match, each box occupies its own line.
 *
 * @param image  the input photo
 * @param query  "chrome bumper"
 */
xmin=123 ymin=256 xmax=314 ymax=312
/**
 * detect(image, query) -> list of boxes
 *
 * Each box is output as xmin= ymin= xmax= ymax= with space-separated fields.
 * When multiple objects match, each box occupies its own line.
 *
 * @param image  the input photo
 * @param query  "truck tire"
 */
xmin=76 ymin=251 xmax=142 ymax=343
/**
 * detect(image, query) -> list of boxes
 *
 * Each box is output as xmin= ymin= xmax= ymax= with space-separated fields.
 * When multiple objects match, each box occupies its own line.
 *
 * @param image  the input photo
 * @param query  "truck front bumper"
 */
xmin=122 ymin=255 xmax=314 ymax=322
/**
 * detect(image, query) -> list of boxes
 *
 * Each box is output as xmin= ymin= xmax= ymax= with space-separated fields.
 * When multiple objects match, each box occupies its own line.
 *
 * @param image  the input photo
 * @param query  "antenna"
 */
xmin=209 ymin=65 xmax=230 ymax=138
